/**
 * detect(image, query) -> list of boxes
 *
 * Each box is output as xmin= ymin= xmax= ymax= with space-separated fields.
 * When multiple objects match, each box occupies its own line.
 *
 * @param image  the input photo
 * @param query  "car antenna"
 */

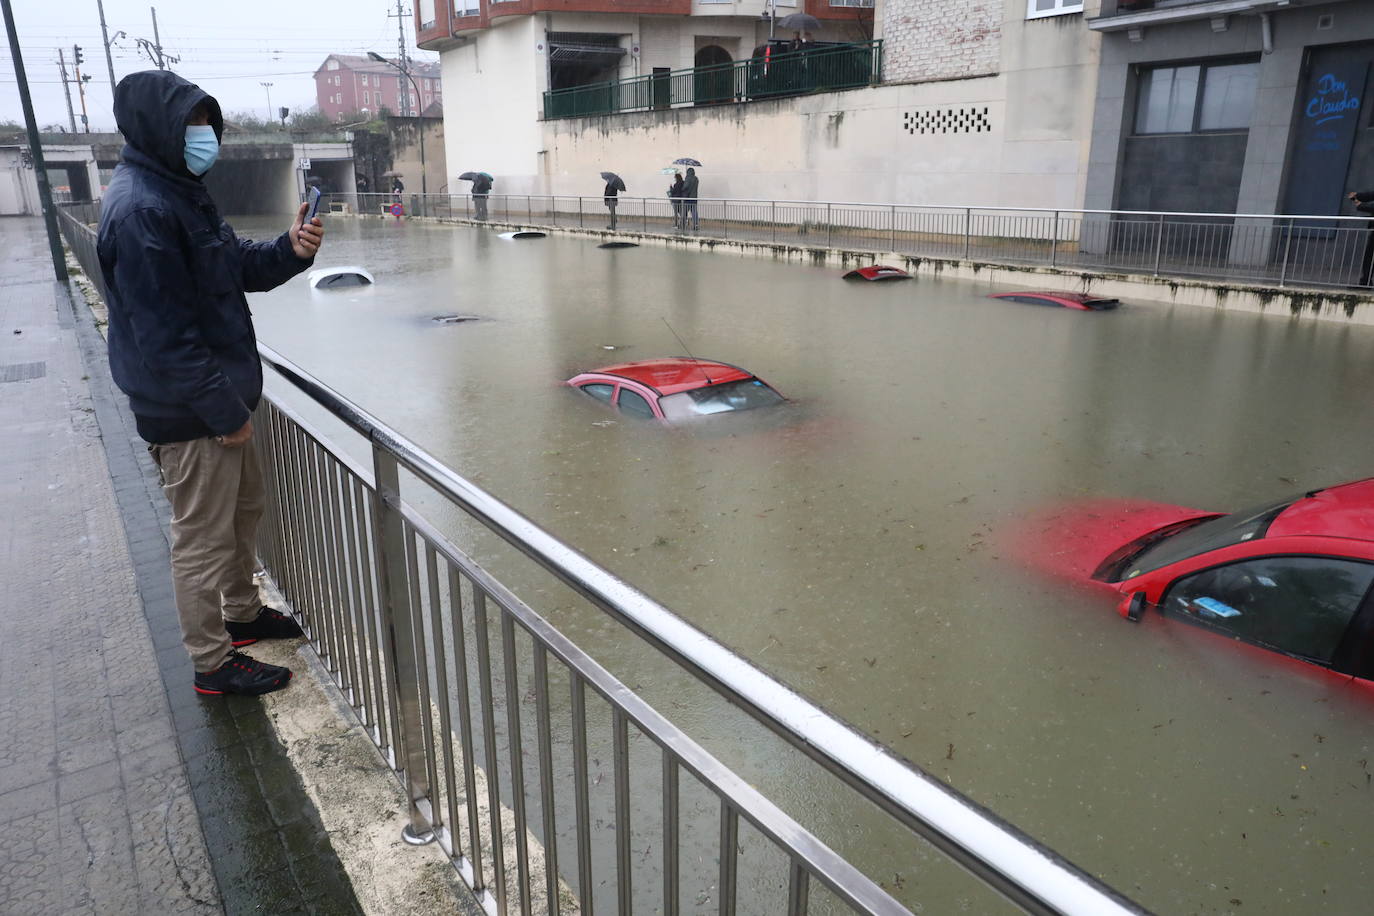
xmin=661 ymin=317 xmax=713 ymax=384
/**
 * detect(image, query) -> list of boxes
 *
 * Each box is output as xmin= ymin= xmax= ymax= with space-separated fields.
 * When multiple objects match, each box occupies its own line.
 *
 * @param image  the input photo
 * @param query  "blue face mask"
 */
xmin=184 ymin=124 xmax=219 ymax=175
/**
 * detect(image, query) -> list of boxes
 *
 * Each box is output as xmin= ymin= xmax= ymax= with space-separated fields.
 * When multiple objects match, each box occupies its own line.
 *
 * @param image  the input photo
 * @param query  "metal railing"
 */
xmin=379 ymin=192 xmax=1374 ymax=292
xmin=54 ymin=200 xmax=1146 ymax=915
xmin=543 ymin=42 xmax=882 ymax=120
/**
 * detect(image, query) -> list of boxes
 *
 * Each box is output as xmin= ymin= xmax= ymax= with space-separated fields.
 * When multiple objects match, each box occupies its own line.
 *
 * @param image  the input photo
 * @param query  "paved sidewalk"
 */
xmin=0 ymin=218 xmax=361 ymax=914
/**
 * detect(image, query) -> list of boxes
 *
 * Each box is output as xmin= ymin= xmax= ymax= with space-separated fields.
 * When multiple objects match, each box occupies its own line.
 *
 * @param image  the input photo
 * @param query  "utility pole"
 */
xmin=96 ymin=0 xmax=120 ymax=94
xmin=57 ymin=48 xmax=77 ymax=133
xmin=133 ymin=7 xmax=178 ymax=71
xmin=1 ymin=0 xmax=68 ymax=281
xmin=72 ymin=44 xmax=91 ymax=132
xmin=388 ymin=0 xmax=413 ymax=115
xmin=261 ymin=82 xmax=273 ymax=123
xmin=150 ymin=6 xmax=164 ymax=68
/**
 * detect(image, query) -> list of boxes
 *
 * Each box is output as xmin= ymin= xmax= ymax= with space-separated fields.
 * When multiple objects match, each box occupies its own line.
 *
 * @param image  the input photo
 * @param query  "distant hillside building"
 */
xmin=313 ymin=54 xmax=443 ymax=121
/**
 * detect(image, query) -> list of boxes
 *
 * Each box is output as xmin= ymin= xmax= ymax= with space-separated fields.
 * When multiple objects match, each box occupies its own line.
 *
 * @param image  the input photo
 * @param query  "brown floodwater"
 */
xmin=243 ymin=215 xmax=1374 ymax=915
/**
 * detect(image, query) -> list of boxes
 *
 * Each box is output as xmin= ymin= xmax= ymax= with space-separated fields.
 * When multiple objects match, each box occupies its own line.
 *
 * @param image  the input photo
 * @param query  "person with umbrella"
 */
xmin=601 ymin=171 xmax=625 ymax=230
xmin=466 ymin=171 xmax=494 ymax=221
xmin=667 ymin=171 xmax=685 ymax=231
xmin=682 ymin=167 xmax=700 ymax=232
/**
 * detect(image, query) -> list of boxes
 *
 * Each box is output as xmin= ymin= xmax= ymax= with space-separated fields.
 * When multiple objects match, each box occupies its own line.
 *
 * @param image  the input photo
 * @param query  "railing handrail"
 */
xmin=256 ymin=341 xmax=1146 ymax=916
xmin=543 ymin=39 xmax=883 ymax=99
xmin=370 ymin=192 xmax=1374 ymax=224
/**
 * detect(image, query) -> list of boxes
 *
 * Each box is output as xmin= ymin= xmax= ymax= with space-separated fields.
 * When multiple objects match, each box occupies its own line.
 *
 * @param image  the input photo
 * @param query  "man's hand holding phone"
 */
xmin=290 ymin=188 xmax=325 ymax=259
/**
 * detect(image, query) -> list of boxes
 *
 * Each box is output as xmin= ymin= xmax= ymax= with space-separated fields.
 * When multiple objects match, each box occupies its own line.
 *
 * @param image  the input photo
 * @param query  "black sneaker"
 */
xmin=225 ymin=606 xmax=304 ymax=647
xmin=194 ymin=650 xmax=292 ymax=696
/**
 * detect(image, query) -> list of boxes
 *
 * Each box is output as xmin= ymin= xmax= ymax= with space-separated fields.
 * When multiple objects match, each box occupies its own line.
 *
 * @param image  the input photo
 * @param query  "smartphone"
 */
xmin=306 ymin=186 xmax=323 ymax=221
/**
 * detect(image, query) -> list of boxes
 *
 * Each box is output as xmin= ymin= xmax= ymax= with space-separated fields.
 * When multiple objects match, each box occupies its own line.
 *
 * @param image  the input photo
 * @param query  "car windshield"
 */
xmin=1121 ymin=493 xmax=1301 ymax=579
xmin=659 ymin=378 xmax=784 ymax=421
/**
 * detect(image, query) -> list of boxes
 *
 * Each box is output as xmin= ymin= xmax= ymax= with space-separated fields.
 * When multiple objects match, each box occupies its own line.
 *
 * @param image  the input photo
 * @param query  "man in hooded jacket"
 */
xmin=97 ymin=70 xmax=325 ymax=696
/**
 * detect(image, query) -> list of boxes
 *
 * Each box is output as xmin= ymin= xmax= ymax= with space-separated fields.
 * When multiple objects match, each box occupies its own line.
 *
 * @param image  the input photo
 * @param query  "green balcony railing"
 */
xmin=543 ymin=40 xmax=882 ymax=120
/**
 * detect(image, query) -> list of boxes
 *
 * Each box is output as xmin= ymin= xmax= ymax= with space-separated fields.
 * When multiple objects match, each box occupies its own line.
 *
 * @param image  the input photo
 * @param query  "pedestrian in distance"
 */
xmin=668 ymin=172 xmax=685 ymax=231
xmin=1347 ymin=190 xmax=1374 ymax=287
xmin=97 ymin=70 xmax=325 ymax=697
xmin=392 ymin=176 xmax=404 ymax=197
xmin=471 ymin=172 xmax=493 ymax=221
xmin=604 ymin=177 xmax=621 ymax=230
xmin=683 ymin=167 xmax=700 ymax=232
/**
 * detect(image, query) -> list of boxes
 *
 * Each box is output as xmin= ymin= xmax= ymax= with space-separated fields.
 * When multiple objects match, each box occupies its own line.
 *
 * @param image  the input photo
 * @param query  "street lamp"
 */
xmin=261 ymin=81 xmax=273 ymax=125
xmin=368 ymin=51 xmax=427 ymax=196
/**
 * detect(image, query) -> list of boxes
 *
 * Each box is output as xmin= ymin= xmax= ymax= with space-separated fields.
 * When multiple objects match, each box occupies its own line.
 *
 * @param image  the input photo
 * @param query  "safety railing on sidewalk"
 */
xmin=56 ymin=199 xmax=1145 ymax=914
xmin=377 ymin=192 xmax=1374 ymax=292
xmin=543 ymin=41 xmax=883 ymax=120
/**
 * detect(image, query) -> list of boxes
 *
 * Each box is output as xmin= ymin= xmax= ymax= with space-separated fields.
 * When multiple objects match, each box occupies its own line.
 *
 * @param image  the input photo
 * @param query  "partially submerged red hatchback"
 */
xmin=1014 ymin=479 xmax=1374 ymax=680
xmin=566 ymin=358 xmax=785 ymax=423
xmin=988 ymin=291 xmax=1119 ymax=310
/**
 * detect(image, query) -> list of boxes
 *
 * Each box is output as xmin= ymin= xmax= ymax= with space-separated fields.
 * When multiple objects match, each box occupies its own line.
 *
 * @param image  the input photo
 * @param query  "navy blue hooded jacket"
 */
xmin=98 ymin=70 xmax=312 ymax=444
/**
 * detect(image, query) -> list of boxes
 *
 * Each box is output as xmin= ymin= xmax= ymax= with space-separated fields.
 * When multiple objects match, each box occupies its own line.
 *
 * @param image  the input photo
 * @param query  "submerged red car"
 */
xmin=1016 ymin=479 xmax=1374 ymax=679
xmin=566 ymin=358 xmax=785 ymax=423
xmin=988 ymin=291 xmax=1119 ymax=310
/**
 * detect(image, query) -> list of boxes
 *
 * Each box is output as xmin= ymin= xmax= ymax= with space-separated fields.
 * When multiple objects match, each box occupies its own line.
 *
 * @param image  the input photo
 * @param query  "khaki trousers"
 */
xmin=150 ymin=437 xmax=264 ymax=673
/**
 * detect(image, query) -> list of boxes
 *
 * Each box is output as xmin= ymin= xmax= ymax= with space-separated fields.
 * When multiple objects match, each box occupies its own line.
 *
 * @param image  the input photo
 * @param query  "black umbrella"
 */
xmin=600 ymin=171 xmax=626 ymax=192
xmin=671 ymin=157 xmax=702 ymax=168
xmin=779 ymin=12 xmax=821 ymax=32
xmin=458 ymin=171 xmax=479 ymax=181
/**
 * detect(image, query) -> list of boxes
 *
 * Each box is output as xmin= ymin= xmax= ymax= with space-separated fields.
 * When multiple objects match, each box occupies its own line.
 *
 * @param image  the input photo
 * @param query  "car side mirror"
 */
xmin=1121 ymin=591 xmax=1148 ymax=623
xmin=1121 ymin=596 xmax=1154 ymax=623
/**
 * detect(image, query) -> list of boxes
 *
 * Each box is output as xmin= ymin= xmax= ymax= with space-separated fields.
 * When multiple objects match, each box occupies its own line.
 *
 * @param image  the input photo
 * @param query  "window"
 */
xmin=326 ymin=59 xmax=339 ymax=70
xmin=1162 ymin=557 xmax=1374 ymax=665
xmin=1135 ymin=60 xmax=1259 ymax=134
xmin=1026 ymin=0 xmax=1081 ymax=19
xmin=363 ymin=91 xmax=370 ymax=105
xmin=456 ymin=0 xmax=479 ymax=15
xmin=579 ymin=383 xmax=613 ymax=403
xmin=830 ymin=0 xmax=874 ymax=6
xmin=334 ymin=74 xmax=341 ymax=86
xmin=616 ymin=388 xmax=656 ymax=419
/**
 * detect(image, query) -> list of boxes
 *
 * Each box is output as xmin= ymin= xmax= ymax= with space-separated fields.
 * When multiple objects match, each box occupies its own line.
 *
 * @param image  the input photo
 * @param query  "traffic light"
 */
xmin=279 ymin=106 xmax=290 ymax=121
xmin=72 ymin=45 xmax=83 ymax=66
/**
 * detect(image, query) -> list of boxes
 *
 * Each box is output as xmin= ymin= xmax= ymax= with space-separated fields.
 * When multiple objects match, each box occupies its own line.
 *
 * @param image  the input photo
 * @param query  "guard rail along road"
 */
xmin=57 ymin=200 xmax=1147 ymax=915
xmin=351 ymin=191 xmax=1374 ymax=293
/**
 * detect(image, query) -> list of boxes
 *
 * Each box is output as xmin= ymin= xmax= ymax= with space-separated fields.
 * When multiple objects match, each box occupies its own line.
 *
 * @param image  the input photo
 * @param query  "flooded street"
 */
xmin=243 ymin=215 xmax=1374 ymax=914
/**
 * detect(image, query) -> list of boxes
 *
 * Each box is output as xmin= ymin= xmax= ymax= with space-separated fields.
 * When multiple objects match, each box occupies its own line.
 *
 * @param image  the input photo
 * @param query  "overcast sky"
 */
xmin=1 ymin=0 xmax=440 ymax=131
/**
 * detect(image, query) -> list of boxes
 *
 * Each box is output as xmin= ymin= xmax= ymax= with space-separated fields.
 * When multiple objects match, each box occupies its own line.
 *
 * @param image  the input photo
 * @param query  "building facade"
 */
xmin=1084 ymin=0 xmax=1373 ymax=220
xmin=416 ymin=0 xmax=1105 ymax=207
xmin=314 ymin=54 xmax=444 ymax=121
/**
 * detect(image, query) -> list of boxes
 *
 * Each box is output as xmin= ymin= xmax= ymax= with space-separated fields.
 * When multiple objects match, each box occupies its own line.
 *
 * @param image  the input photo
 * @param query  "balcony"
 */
xmin=1089 ymin=0 xmax=1349 ymax=32
xmin=543 ymin=40 xmax=881 ymax=120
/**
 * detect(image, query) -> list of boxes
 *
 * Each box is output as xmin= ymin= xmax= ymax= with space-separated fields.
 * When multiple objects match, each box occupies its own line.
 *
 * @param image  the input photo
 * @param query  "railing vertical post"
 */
xmin=890 ymin=204 xmax=897 ymax=251
xmin=578 ymin=195 xmax=584 ymax=228
xmin=723 ymin=199 xmax=729 ymax=239
xmin=826 ymin=202 xmax=832 ymax=248
xmin=1050 ymin=211 xmax=1059 ymax=267
xmin=1279 ymin=217 xmax=1294 ymax=288
xmin=1152 ymin=212 xmax=1165 ymax=277
xmin=368 ymin=446 xmax=435 ymax=845
xmin=771 ymin=200 xmax=777 ymax=244
xmin=963 ymin=207 xmax=971 ymax=260
xmin=643 ymin=197 xmax=649 ymax=233
xmin=527 ymin=194 xmax=533 ymax=224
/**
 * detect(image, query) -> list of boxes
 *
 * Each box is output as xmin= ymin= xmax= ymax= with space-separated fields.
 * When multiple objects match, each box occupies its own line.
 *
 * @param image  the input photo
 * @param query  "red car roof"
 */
xmin=1268 ymin=478 xmax=1374 ymax=541
xmin=587 ymin=358 xmax=752 ymax=395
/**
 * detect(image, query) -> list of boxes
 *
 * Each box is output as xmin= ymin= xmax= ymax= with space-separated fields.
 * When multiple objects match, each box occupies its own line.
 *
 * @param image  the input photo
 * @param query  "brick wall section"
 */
xmin=881 ymin=0 xmax=1000 ymax=83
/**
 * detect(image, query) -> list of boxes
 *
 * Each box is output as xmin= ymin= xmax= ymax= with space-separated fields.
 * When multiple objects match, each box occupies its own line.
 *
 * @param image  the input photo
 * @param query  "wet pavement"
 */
xmin=0 ymin=219 xmax=360 ymax=914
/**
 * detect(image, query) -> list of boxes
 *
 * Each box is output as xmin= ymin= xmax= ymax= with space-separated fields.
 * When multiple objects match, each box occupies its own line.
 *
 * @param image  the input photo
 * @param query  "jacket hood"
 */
xmin=114 ymin=70 xmax=223 ymax=176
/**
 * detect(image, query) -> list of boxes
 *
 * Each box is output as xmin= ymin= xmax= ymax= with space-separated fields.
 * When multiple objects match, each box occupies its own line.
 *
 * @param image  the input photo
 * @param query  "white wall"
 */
xmin=441 ymin=17 xmax=545 ymax=196
xmin=0 ymin=148 xmax=39 ymax=215
xmin=542 ymin=71 xmax=1091 ymax=209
